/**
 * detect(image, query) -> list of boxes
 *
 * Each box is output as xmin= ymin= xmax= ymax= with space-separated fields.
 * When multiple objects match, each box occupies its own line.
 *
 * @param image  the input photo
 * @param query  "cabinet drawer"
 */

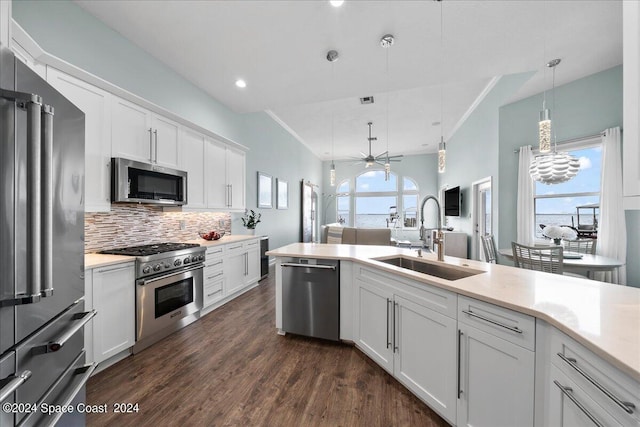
xmin=204 ymin=269 xmax=224 ymax=285
xmin=244 ymin=239 xmax=260 ymax=249
xmin=205 ymin=257 xmax=224 ymax=271
xmin=203 ymin=279 xmax=224 ymax=306
xmin=206 ymin=245 xmax=225 ymax=257
xmin=550 ymin=328 xmax=640 ymax=425
xmin=355 ymin=264 xmax=457 ymax=318
xmin=226 ymin=242 xmax=245 ymax=254
xmin=458 ymin=295 xmax=535 ymax=351
xmin=548 ymin=365 xmax=624 ymax=427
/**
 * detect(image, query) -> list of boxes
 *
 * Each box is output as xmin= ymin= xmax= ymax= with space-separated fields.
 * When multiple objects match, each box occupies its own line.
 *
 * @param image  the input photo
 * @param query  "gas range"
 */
xmin=100 ymin=242 xmax=206 ymax=279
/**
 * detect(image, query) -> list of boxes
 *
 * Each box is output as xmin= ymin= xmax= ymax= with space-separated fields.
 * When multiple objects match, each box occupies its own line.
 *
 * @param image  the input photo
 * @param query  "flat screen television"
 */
xmin=444 ymin=186 xmax=460 ymax=216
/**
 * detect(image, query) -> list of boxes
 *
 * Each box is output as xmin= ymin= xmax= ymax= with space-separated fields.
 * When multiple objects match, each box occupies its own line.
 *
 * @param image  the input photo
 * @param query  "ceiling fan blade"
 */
xmin=387 ymin=154 xmax=404 ymax=160
xmin=359 ymin=152 xmax=368 ymax=158
xmin=374 ymin=151 xmax=389 ymax=160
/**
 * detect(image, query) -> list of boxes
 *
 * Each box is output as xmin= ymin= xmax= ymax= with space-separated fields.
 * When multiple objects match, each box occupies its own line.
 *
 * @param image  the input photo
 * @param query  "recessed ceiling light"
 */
xmin=235 ymin=79 xmax=247 ymax=88
xmin=329 ymin=0 xmax=344 ymax=7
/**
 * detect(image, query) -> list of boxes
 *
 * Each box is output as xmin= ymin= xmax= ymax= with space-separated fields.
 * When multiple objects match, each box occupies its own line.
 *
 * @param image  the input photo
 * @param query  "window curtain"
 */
xmin=594 ymin=127 xmax=626 ymax=284
xmin=517 ymin=146 xmax=535 ymax=246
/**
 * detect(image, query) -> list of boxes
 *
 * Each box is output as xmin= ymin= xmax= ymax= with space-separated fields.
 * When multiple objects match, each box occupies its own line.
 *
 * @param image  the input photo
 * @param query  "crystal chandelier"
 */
xmin=529 ymin=58 xmax=580 ymax=185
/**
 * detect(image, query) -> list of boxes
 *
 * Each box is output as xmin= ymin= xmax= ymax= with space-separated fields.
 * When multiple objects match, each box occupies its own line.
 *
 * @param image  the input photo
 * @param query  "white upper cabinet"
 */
xmin=205 ymin=138 xmax=246 ymax=211
xmin=623 ymin=0 xmax=640 ymax=209
xmin=111 ymin=96 xmax=179 ymax=169
xmin=227 ymin=148 xmax=246 ymax=210
xmin=179 ymin=127 xmax=207 ymax=209
xmin=206 ymin=139 xmax=228 ymax=209
xmin=111 ymin=96 xmax=152 ymax=163
xmin=47 ymin=67 xmax=112 ymax=212
xmin=151 ymin=114 xmax=180 ymax=168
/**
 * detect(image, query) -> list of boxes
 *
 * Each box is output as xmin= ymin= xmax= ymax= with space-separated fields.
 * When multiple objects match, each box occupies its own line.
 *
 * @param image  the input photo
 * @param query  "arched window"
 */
xmin=335 ymin=171 xmax=419 ymax=229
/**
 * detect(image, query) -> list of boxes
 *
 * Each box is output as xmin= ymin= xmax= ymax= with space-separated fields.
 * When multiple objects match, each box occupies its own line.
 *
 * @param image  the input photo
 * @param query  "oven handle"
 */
xmin=137 ymin=264 xmax=203 ymax=286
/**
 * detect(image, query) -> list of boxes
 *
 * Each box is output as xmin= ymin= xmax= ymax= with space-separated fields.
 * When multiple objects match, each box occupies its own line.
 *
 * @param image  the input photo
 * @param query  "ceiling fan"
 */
xmin=353 ymin=122 xmax=403 ymax=168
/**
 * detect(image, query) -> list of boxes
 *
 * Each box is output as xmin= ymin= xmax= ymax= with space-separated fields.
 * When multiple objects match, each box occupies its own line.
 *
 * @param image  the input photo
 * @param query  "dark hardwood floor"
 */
xmin=86 ymin=266 xmax=449 ymax=427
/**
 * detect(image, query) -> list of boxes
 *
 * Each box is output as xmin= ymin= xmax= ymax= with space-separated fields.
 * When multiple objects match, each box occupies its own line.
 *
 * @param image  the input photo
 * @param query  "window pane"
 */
xmin=402 ymin=194 xmax=418 ymax=228
xmin=535 ymin=146 xmax=602 ymax=195
xmin=534 ymin=195 xmax=599 ymax=238
xmin=337 ymin=180 xmax=349 ymax=193
xmin=336 ymin=195 xmax=350 ymax=226
xmin=403 ymin=177 xmax=417 ymax=191
xmin=355 ymin=196 xmax=396 ymax=228
xmin=356 ymin=170 xmax=396 ymax=193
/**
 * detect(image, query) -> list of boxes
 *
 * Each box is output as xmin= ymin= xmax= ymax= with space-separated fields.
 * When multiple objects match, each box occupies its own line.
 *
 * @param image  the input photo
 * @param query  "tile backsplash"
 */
xmin=85 ymin=205 xmax=231 ymax=253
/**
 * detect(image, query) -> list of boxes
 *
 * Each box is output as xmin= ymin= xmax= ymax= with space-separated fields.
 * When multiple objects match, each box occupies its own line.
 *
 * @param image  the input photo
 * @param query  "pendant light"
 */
xmin=327 ymin=49 xmax=339 ymax=186
xmin=529 ymin=59 xmax=580 ymax=185
xmin=437 ymin=0 xmax=446 ymax=174
xmin=381 ymin=34 xmax=394 ymax=181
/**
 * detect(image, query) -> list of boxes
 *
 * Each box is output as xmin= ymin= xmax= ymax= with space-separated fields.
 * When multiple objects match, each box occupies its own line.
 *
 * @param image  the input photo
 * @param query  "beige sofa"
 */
xmin=320 ymin=225 xmax=392 ymax=246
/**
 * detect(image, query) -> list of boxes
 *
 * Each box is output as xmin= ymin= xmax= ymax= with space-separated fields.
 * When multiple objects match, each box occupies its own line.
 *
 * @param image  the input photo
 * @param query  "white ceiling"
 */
xmin=75 ymin=0 xmax=622 ymax=161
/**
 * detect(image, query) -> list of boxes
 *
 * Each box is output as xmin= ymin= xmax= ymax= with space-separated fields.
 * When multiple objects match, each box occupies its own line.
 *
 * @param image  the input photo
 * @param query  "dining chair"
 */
xmin=511 ymin=242 xmax=564 ymax=274
xmin=563 ymin=238 xmax=597 ymax=255
xmin=481 ymin=234 xmax=498 ymax=263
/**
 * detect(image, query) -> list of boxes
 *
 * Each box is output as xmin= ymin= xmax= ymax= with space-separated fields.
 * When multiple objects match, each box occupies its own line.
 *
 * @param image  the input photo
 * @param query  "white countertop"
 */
xmin=267 ymin=243 xmax=640 ymax=381
xmin=85 ymin=234 xmax=262 ymax=269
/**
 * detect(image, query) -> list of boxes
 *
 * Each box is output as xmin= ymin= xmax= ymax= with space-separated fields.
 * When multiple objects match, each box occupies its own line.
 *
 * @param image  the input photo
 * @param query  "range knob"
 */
xmin=153 ymin=264 xmax=162 ymax=272
xmin=174 ymin=259 xmax=182 ymax=267
xmin=142 ymin=266 xmax=151 ymax=274
xmin=198 ymin=255 xmax=205 ymax=261
xmin=164 ymin=261 xmax=171 ymax=269
xmin=183 ymin=257 xmax=191 ymax=264
xmin=191 ymin=256 xmax=198 ymax=262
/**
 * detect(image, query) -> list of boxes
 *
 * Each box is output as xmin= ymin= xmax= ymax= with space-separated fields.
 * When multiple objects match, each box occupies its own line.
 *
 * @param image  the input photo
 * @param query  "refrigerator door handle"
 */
xmin=32 ymin=310 xmax=97 ymax=354
xmin=0 ymin=90 xmax=45 ymax=306
xmin=0 ymin=371 xmax=32 ymax=403
xmin=40 ymin=104 xmax=55 ymax=298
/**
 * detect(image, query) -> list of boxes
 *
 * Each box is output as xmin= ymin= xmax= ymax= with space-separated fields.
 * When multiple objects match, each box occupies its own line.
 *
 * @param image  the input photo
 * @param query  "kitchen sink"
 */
xmin=376 ymin=257 xmax=485 ymax=281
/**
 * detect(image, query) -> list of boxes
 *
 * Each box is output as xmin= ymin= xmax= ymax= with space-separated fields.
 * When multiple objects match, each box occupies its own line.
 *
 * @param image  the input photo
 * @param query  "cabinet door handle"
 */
xmin=153 ymin=129 xmax=158 ymax=163
xmin=461 ymin=309 xmax=523 ymax=334
xmin=206 ymin=272 xmax=224 ymax=280
xmin=557 ymin=353 xmax=635 ymax=414
xmin=148 ymin=127 xmax=153 ymax=162
xmin=229 ymin=184 xmax=233 ymax=207
xmin=553 ymin=380 xmax=604 ymax=427
xmin=386 ymin=298 xmax=391 ymax=349
xmin=393 ymin=301 xmax=399 ymax=353
xmin=457 ymin=329 xmax=463 ymax=398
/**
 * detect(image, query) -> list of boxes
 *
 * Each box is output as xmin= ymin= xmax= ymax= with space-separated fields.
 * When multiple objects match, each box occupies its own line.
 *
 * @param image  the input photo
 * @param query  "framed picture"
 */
xmin=257 ymin=172 xmax=272 ymax=208
xmin=277 ymin=179 xmax=288 ymax=209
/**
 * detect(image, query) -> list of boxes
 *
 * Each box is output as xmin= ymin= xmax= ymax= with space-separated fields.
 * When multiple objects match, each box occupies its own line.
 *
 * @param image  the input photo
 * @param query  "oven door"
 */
xmin=136 ymin=264 xmax=202 ymax=341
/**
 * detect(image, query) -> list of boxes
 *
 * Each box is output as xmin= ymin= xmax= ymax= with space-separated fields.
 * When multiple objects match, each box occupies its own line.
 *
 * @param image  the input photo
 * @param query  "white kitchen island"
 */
xmin=268 ymin=242 xmax=640 ymax=427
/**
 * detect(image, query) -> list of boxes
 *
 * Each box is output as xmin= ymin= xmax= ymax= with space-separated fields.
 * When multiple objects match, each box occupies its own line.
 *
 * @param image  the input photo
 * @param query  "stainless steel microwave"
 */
xmin=111 ymin=157 xmax=187 ymax=205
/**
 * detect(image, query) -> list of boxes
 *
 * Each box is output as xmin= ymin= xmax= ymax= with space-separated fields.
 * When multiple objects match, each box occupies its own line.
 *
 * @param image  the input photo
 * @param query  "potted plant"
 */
xmin=241 ymin=209 xmax=262 ymax=235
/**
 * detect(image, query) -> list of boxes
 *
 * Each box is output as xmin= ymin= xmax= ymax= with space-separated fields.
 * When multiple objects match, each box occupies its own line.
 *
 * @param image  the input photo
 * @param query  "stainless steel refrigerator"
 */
xmin=0 ymin=46 xmax=95 ymax=426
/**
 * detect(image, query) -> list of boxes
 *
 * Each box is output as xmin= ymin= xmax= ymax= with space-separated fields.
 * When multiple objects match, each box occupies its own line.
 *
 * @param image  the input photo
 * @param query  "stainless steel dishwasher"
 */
xmin=281 ymin=258 xmax=340 ymax=341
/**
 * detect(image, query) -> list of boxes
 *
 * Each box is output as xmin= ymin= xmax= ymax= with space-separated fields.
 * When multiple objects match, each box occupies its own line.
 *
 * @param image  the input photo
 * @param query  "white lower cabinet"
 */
xmin=354 ymin=266 xmax=458 ymax=424
xmin=457 ymin=296 xmax=535 ymax=427
xmin=542 ymin=324 xmax=640 ymax=427
xmin=89 ymin=262 xmax=135 ymax=365
xmin=203 ymin=245 xmax=225 ymax=308
xmin=245 ymin=239 xmax=261 ymax=285
xmin=207 ymin=239 xmax=261 ymax=303
xmin=456 ymin=321 xmax=535 ymax=427
xmin=225 ymin=243 xmax=247 ymax=296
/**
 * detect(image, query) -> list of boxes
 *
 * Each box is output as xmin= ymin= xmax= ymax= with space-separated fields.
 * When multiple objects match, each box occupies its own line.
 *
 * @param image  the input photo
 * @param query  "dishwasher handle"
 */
xmin=281 ymin=263 xmax=336 ymax=271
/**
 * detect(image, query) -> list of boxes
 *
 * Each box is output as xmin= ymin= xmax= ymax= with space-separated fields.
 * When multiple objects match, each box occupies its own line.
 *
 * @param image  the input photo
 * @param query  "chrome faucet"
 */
xmin=419 ymin=195 xmax=445 ymax=261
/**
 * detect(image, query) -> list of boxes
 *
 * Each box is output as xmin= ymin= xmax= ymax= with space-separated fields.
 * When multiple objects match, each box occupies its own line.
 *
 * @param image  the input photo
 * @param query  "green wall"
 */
xmin=497 ymin=66 xmax=639 ymax=286
xmin=438 ymin=72 xmax=535 ymax=255
xmin=13 ymin=0 xmax=322 ymax=251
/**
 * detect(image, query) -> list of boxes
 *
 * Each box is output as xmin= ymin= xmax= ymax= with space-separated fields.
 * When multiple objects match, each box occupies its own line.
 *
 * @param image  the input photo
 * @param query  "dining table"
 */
xmin=498 ymin=248 xmax=624 ymax=276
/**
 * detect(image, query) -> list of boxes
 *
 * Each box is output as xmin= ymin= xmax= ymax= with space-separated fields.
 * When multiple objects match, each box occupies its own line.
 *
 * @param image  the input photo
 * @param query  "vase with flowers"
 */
xmin=241 ymin=209 xmax=261 ymax=235
xmin=542 ymin=225 xmax=577 ymax=245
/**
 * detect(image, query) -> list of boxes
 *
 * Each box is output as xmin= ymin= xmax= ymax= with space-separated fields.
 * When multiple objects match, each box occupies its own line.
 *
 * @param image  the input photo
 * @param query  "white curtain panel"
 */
xmin=594 ymin=127 xmax=626 ymax=285
xmin=517 ymin=146 xmax=535 ymax=246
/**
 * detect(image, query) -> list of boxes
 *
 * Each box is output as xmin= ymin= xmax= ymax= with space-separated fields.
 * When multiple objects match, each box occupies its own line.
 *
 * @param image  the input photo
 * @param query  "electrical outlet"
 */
xmin=179 ymin=220 xmax=186 ymax=230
